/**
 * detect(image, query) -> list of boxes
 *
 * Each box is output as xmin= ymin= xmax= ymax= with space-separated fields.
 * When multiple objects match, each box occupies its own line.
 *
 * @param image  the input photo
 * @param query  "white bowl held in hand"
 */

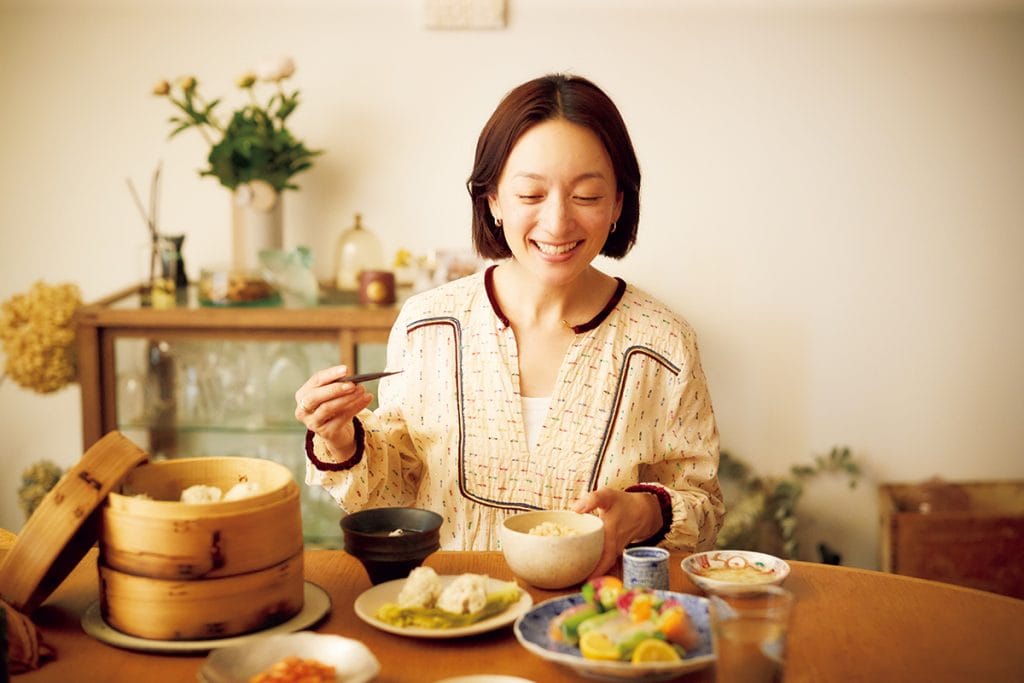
xmin=499 ymin=510 xmax=604 ymax=590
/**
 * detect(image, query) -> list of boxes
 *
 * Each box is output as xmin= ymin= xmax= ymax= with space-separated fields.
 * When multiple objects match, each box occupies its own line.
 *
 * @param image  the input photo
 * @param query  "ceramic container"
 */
xmin=499 ymin=510 xmax=604 ymax=590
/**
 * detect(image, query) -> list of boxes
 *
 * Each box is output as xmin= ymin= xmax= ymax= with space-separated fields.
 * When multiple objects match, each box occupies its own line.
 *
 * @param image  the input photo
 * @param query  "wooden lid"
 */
xmin=0 ymin=431 xmax=148 ymax=613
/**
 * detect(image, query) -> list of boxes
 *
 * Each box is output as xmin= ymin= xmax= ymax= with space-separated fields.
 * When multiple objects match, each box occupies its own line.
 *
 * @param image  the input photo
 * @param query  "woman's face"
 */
xmin=488 ymin=118 xmax=623 ymax=287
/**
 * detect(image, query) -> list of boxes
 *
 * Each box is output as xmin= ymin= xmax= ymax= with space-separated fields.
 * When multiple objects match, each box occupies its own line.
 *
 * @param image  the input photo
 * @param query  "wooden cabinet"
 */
xmin=75 ymin=284 xmax=400 ymax=546
xmin=879 ymin=481 xmax=1024 ymax=599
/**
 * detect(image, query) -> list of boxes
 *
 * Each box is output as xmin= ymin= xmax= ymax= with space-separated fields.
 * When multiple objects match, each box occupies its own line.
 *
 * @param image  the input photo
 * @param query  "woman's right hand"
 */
xmin=295 ymin=365 xmax=374 ymax=462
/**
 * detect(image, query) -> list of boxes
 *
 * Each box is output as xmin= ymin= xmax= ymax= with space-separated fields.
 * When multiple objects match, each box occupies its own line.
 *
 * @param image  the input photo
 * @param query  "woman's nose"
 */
xmin=538 ymin=194 xmax=571 ymax=232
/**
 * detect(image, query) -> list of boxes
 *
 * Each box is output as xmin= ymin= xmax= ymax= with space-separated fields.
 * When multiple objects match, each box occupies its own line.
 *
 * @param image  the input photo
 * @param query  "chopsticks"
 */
xmin=335 ymin=370 xmax=402 ymax=385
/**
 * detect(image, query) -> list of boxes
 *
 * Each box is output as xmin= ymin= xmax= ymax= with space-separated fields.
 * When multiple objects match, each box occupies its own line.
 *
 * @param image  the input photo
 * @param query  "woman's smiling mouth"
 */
xmin=533 ymin=240 xmax=580 ymax=256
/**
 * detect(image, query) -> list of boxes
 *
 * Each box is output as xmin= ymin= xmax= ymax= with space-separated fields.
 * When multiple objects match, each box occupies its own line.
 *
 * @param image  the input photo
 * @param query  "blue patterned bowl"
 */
xmin=513 ymin=590 xmax=714 ymax=680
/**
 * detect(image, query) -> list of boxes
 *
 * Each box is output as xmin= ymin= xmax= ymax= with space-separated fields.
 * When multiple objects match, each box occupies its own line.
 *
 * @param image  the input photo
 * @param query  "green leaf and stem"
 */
xmin=155 ymin=72 xmax=321 ymax=192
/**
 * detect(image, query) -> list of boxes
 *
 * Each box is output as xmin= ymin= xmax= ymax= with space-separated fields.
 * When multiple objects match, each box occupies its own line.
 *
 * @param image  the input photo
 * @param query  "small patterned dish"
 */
xmin=681 ymin=550 xmax=790 ymax=593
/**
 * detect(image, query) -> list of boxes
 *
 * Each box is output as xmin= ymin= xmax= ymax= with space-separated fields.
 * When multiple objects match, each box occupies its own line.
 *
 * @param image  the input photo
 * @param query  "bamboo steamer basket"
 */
xmin=101 ymin=456 xmax=303 ymax=579
xmin=99 ymin=550 xmax=305 ymax=640
xmin=98 ymin=455 xmax=306 ymax=639
xmin=0 ymin=432 xmax=309 ymax=642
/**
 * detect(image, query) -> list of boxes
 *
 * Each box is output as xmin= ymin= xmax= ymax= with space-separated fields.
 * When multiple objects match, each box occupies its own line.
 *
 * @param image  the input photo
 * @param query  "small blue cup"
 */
xmin=622 ymin=546 xmax=670 ymax=591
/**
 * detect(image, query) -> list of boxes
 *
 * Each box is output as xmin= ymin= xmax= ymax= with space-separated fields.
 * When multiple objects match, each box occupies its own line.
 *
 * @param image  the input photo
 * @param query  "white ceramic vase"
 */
xmin=232 ymin=179 xmax=282 ymax=271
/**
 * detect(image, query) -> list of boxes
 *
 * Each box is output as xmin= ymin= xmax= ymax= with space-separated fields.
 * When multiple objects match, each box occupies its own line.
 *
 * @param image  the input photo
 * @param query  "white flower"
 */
xmin=256 ymin=56 xmax=296 ymax=83
xmin=277 ymin=56 xmax=295 ymax=79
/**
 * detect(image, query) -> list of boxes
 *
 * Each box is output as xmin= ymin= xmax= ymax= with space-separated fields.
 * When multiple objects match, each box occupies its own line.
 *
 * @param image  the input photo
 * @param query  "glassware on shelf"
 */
xmin=333 ymin=213 xmax=383 ymax=292
xmin=259 ymin=247 xmax=319 ymax=307
xmin=265 ymin=343 xmax=311 ymax=425
xmin=144 ymin=340 xmax=177 ymax=458
xmin=171 ymin=342 xmax=226 ymax=426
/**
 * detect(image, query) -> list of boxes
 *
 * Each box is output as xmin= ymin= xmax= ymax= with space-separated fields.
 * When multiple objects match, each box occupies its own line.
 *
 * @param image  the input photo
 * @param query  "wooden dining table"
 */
xmin=13 ymin=547 xmax=1024 ymax=682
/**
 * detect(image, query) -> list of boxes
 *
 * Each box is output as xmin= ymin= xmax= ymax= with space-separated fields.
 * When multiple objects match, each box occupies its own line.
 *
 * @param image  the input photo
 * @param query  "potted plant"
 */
xmin=716 ymin=446 xmax=862 ymax=562
xmin=153 ymin=57 xmax=321 ymax=270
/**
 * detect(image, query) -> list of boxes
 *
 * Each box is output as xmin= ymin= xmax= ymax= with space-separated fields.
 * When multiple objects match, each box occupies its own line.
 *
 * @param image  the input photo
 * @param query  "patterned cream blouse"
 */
xmin=307 ymin=266 xmax=724 ymax=552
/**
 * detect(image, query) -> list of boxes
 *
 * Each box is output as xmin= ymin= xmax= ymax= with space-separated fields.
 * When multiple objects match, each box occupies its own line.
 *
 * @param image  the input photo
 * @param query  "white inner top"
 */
xmin=521 ymin=396 xmax=551 ymax=453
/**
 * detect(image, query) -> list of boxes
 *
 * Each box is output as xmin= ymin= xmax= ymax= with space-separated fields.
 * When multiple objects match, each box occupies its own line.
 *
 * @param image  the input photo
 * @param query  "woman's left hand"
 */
xmin=573 ymin=487 xmax=663 ymax=579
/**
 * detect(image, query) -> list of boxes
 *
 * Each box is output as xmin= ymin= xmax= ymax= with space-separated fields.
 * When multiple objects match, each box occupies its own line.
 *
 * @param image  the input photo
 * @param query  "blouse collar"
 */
xmin=483 ymin=264 xmax=626 ymax=334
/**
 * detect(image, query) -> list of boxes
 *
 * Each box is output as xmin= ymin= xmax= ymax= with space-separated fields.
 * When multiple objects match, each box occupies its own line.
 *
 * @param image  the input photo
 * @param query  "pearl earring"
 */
xmin=495 ymin=218 xmax=503 ymax=228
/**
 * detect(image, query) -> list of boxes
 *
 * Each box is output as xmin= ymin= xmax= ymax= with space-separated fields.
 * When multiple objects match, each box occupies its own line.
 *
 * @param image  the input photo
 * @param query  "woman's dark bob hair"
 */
xmin=467 ymin=74 xmax=641 ymax=260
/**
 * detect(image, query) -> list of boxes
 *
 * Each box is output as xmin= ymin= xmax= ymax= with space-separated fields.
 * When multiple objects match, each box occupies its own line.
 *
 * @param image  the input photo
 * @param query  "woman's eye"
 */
xmin=516 ymin=194 xmax=543 ymax=201
xmin=573 ymin=195 xmax=602 ymax=203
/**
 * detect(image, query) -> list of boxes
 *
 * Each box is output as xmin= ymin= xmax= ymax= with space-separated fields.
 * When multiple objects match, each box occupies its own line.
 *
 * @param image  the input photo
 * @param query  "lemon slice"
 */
xmin=631 ymin=638 xmax=681 ymax=663
xmin=579 ymin=631 xmax=621 ymax=661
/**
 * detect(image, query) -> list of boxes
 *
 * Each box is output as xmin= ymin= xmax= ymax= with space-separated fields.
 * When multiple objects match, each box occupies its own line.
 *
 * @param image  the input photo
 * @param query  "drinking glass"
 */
xmin=709 ymin=585 xmax=794 ymax=683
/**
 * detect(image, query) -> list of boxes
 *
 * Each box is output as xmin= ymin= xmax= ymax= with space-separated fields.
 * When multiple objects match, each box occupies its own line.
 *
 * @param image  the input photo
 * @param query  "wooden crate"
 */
xmin=879 ymin=480 xmax=1024 ymax=599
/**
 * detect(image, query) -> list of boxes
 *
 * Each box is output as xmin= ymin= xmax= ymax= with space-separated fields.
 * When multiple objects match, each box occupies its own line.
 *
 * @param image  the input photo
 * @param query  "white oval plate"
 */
xmin=81 ymin=581 xmax=330 ymax=654
xmin=199 ymin=632 xmax=379 ymax=683
xmin=353 ymin=575 xmax=533 ymax=639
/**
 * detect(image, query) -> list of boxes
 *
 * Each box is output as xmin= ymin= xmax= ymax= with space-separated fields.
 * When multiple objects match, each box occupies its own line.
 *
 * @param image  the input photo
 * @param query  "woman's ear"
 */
xmin=488 ymin=194 xmax=502 ymax=225
xmin=613 ymin=191 xmax=624 ymax=223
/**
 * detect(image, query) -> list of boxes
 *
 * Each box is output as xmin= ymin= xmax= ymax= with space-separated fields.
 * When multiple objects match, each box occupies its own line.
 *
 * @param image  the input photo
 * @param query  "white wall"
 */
xmin=1 ymin=0 xmax=1022 ymax=569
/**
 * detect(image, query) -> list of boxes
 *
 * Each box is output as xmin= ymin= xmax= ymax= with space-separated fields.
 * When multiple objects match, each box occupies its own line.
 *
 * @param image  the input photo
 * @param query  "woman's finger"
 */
xmin=304 ymin=389 xmax=373 ymax=431
xmin=296 ymin=366 xmax=365 ymax=417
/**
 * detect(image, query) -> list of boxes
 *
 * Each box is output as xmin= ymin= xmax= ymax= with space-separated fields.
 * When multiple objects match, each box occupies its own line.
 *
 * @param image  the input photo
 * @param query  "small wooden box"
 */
xmin=879 ymin=480 xmax=1024 ymax=599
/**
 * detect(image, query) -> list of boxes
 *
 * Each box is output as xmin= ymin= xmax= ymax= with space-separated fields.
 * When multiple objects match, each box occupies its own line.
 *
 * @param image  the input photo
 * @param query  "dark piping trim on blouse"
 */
xmin=483 ymin=264 xmax=626 ymax=334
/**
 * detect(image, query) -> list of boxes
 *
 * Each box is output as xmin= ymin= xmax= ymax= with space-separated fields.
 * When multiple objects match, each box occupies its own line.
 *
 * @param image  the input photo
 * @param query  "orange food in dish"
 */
xmin=248 ymin=656 xmax=336 ymax=683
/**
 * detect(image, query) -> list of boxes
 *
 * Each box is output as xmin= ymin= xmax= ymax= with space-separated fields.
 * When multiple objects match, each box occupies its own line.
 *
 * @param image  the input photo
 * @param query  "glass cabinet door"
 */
xmin=113 ymin=336 xmax=387 ymax=547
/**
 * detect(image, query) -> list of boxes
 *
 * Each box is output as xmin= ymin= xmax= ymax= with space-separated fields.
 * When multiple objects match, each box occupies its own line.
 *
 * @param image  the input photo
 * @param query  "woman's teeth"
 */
xmin=534 ymin=240 xmax=579 ymax=255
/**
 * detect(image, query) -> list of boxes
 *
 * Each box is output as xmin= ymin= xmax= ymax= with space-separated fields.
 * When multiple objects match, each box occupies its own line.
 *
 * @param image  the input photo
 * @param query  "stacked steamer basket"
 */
xmin=99 ymin=456 xmax=305 ymax=640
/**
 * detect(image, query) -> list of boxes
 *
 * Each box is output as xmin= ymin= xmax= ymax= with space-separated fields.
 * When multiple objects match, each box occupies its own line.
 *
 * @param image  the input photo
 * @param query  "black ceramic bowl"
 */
xmin=340 ymin=507 xmax=443 ymax=584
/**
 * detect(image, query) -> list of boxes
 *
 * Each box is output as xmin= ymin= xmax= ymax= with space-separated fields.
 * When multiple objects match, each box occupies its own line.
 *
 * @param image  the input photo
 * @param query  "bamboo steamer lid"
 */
xmin=0 ymin=431 xmax=148 ymax=613
xmin=100 ymin=550 xmax=304 ymax=640
xmin=101 ymin=457 xmax=303 ymax=579
xmin=0 ymin=527 xmax=17 ymax=564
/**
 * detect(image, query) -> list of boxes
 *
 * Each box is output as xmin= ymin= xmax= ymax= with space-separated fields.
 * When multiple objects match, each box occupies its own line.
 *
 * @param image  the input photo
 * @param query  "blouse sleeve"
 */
xmin=637 ymin=335 xmax=725 ymax=552
xmin=305 ymin=306 xmax=425 ymax=510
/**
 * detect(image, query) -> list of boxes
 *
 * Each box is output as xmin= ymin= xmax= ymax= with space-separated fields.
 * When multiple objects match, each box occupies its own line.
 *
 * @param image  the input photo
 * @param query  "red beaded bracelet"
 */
xmin=625 ymin=483 xmax=673 ymax=546
xmin=304 ymin=418 xmax=365 ymax=472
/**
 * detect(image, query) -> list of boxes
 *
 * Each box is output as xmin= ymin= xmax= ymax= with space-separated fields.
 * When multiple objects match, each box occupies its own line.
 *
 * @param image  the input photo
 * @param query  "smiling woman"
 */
xmin=297 ymin=74 xmax=724 ymax=579
xmin=486 ymin=118 xmax=621 ymax=293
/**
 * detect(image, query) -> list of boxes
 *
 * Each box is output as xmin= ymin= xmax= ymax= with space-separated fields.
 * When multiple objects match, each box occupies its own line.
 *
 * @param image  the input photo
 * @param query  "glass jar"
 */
xmin=150 ymin=236 xmax=180 ymax=309
xmin=333 ymin=213 xmax=383 ymax=292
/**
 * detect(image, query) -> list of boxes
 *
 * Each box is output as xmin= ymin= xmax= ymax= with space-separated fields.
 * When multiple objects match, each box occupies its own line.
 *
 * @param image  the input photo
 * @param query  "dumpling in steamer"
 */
xmin=224 ymin=481 xmax=262 ymax=501
xmin=180 ymin=484 xmax=223 ymax=503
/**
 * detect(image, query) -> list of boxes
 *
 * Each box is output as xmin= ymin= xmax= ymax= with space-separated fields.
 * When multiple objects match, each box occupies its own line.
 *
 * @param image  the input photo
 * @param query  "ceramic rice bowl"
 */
xmin=499 ymin=510 xmax=604 ymax=590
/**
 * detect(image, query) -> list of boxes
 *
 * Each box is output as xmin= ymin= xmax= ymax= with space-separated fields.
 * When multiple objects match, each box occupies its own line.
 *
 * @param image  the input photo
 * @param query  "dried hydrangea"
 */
xmin=18 ymin=459 xmax=64 ymax=519
xmin=0 ymin=281 xmax=82 ymax=393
